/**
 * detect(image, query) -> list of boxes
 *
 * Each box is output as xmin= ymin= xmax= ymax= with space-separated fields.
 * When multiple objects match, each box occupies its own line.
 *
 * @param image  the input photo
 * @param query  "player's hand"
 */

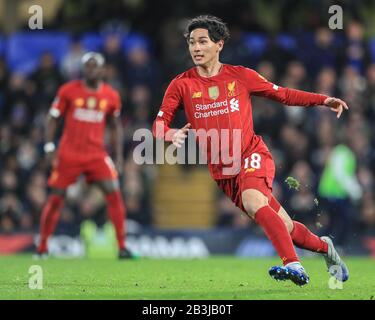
xmin=172 ymin=123 xmax=191 ymax=148
xmin=324 ymin=97 xmax=349 ymax=118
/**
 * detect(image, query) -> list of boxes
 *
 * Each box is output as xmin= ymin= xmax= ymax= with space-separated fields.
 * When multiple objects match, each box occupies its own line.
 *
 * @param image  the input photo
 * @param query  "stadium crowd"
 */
xmin=0 ymin=0 xmax=374 ymax=246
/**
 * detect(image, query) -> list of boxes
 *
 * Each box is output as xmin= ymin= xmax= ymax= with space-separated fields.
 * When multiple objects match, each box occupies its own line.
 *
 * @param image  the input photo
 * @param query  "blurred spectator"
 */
xmin=4 ymin=73 xmax=29 ymax=123
xmin=159 ymin=18 xmax=192 ymax=80
xmin=359 ymin=191 xmax=375 ymax=235
xmin=103 ymin=63 xmax=124 ymax=94
xmin=122 ymin=155 xmax=152 ymax=225
xmin=364 ymin=64 xmax=375 ymax=130
xmin=339 ymin=20 xmax=371 ymax=74
xmin=16 ymin=140 xmax=39 ymax=171
xmin=303 ymin=27 xmax=339 ymax=78
xmin=310 ymin=113 xmax=336 ymax=171
xmin=61 ymin=39 xmax=86 ymax=80
xmin=280 ymin=124 xmax=310 ymax=171
xmin=262 ymin=35 xmax=297 ymax=75
xmin=29 ymin=52 xmax=64 ymax=110
xmin=220 ymin=26 xmax=252 ymax=67
xmin=0 ymin=58 xmax=9 ymax=117
xmin=282 ymin=60 xmax=311 ymax=91
xmin=315 ymin=67 xmax=337 ymax=96
xmin=284 ymin=161 xmax=319 ymax=231
xmin=0 ymin=193 xmax=23 ymax=233
xmin=216 ymin=196 xmax=250 ymax=228
xmin=0 ymin=170 xmax=20 ymax=196
xmin=338 ymin=65 xmax=366 ymax=112
xmin=0 ymin=125 xmax=13 ymax=155
xmin=101 ymin=33 xmax=126 ymax=77
xmin=318 ymin=140 xmax=363 ymax=247
xmin=124 ymin=44 xmax=162 ymax=100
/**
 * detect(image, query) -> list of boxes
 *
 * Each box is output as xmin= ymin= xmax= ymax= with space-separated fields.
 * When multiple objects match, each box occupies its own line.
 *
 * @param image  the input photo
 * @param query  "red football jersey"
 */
xmin=50 ymin=80 xmax=121 ymax=162
xmin=153 ymin=64 xmax=327 ymax=179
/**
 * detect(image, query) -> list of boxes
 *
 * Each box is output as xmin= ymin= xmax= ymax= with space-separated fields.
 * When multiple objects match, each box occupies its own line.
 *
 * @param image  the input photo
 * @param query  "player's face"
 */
xmin=83 ymin=59 xmax=103 ymax=82
xmin=188 ymin=28 xmax=223 ymax=67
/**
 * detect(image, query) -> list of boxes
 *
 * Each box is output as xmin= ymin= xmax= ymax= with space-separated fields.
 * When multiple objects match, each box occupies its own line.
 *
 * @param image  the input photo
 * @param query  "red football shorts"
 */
xmin=216 ymin=148 xmax=275 ymax=213
xmin=48 ymin=154 xmax=118 ymax=189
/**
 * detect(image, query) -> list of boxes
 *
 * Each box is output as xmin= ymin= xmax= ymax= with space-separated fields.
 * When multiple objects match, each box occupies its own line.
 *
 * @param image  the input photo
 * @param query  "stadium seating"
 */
xmin=2 ymin=30 xmax=375 ymax=74
xmin=242 ymin=33 xmax=268 ymax=57
xmin=122 ymin=32 xmax=151 ymax=55
xmin=276 ymin=33 xmax=297 ymax=51
xmin=4 ymin=31 xmax=151 ymax=74
xmin=6 ymin=31 xmax=71 ymax=74
xmin=81 ymin=32 xmax=104 ymax=52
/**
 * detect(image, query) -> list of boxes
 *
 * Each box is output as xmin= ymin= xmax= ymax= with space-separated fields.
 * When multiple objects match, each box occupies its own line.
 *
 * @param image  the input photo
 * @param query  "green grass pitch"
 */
xmin=0 ymin=255 xmax=374 ymax=300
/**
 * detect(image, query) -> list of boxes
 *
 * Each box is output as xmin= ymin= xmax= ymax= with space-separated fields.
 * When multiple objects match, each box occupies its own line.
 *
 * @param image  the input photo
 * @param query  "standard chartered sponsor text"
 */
xmin=194 ymin=100 xmax=229 ymax=118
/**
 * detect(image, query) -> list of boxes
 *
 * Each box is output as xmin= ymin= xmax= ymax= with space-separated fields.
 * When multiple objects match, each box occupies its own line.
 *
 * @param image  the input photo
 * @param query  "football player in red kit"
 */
xmin=153 ymin=16 xmax=349 ymax=285
xmin=36 ymin=52 xmax=134 ymax=260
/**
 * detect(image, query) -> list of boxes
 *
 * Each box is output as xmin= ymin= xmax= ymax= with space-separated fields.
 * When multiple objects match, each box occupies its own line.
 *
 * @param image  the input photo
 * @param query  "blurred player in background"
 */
xmin=153 ymin=15 xmax=349 ymax=285
xmin=36 ymin=52 xmax=134 ymax=260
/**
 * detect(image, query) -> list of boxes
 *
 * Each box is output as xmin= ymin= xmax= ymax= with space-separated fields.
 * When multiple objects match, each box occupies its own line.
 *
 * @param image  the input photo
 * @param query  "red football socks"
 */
xmin=38 ymin=194 xmax=64 ymax=253
xmin=290 ymin=221 xmax=328 ymax=253
xmin=269 ymin=194 xmax=328 ymax=254
xmin=254 ymin=205 xmax=299 ymax=265
xmin=105 ymin=191 xmax=126 ymax=250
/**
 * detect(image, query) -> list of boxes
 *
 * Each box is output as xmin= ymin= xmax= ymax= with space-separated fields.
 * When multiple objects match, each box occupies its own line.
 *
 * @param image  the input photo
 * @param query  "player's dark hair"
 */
xmin=184 ymin=15 xmax=230 ymax=43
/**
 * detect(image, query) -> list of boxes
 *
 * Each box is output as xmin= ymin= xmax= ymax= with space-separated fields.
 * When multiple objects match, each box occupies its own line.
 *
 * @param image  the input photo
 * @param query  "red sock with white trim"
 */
xmin=254 ymin=205 xmax=299 ymax=265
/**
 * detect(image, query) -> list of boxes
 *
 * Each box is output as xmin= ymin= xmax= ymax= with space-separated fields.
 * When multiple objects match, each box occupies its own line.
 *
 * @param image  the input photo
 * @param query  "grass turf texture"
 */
xmin=0 ymin=255 xmax=374 ymax=300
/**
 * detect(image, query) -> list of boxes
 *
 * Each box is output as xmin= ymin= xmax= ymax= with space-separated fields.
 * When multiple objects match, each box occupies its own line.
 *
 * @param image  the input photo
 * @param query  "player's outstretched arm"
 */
xmin=323 ymin=97 xmax=349 ymax=118
xmin=246 ymin=68 xmax=349 ymax=113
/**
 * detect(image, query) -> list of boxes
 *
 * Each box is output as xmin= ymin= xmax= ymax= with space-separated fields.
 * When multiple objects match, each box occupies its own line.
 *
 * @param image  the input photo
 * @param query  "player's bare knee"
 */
xmin=277 ymin=207 xmax=294 ymax=233
xmin=242 ymin=189 xmax=269 ymax=219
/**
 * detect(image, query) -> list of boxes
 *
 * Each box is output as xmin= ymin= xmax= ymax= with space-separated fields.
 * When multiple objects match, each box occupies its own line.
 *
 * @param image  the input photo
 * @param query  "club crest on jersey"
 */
xmin=87 ymin=97 xmax=97 ymax=109
xmin=99 ymin=99 xmax=108 ymax=111
xmin=227 ymin=81 xmax=236 ymax=97
xmin=192 ymin=91 xmax=202 ymax=98
xmin=208 ymin=86 xmax=219 ymax=100
xmin=74 ymin=98 xmax=84 ymax=108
